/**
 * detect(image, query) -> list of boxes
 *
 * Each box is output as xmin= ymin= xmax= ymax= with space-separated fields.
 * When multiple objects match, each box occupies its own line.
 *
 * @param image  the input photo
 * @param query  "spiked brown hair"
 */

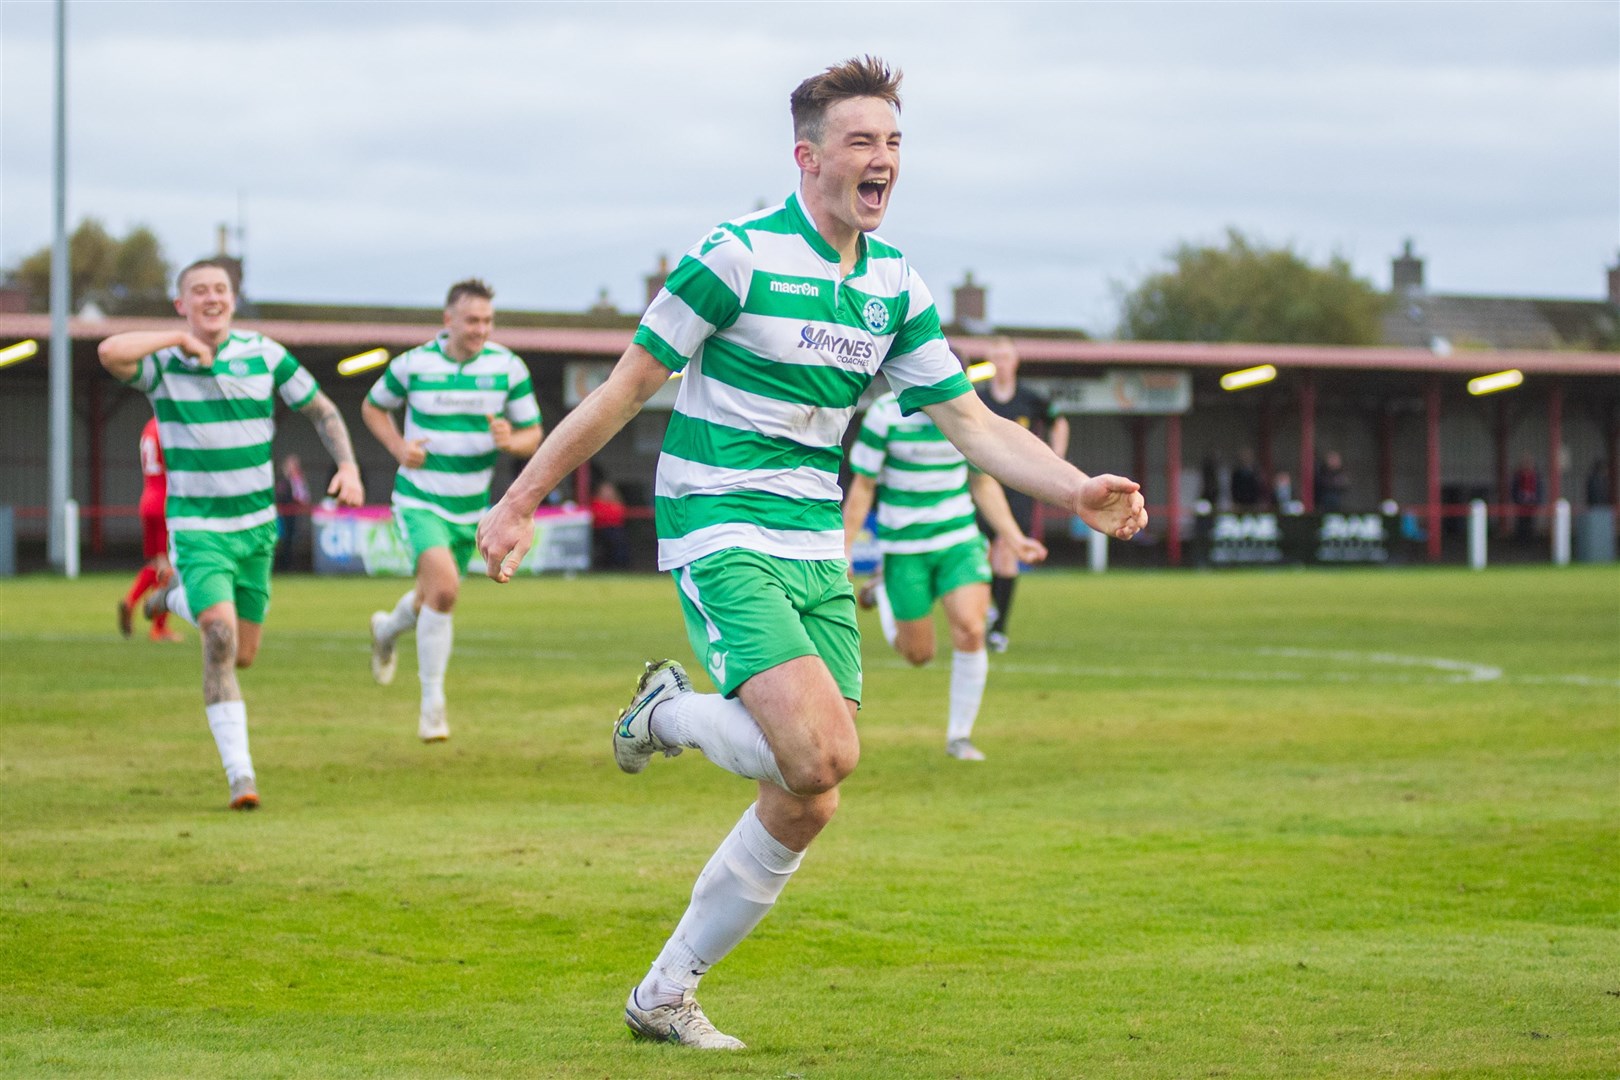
xmin=790 ymin=55 xmax=903 ymax=144
xmin=445 ymin=278 xmax=495 ymax=308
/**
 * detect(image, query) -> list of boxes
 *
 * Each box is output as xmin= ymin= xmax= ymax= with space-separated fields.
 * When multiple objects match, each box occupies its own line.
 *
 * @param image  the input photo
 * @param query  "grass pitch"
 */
xmin=1 ymin=566 xmax=1616 ymax=1078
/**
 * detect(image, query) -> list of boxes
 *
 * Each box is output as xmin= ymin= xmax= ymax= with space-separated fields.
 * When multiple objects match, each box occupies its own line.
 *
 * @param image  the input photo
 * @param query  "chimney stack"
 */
xmin=1607 ymin=252 xmax=1620 ymax=306
xmin=1392 ymin=239 xmax=1424 ymax=295
xmin=952 ymin=271 xmax=987 ymax=330
xmin=645 ymin=254 xmax=670 ymax=308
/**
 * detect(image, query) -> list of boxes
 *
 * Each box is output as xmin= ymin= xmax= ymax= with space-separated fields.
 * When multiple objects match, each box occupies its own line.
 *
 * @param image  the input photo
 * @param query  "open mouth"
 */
xmin=857 ymin=179 xmax=888 ymax=210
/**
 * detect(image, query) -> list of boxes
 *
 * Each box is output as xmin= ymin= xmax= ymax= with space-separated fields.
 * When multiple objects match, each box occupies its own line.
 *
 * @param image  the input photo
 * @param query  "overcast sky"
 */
xmin=1 ymin=1 xmax=1615 ymax=334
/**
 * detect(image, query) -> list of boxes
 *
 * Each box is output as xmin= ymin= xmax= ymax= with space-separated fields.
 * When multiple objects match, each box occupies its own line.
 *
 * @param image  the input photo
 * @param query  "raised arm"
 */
xmin=98 ymin=330 xmax=212 ymax=381
xmin=924 ymin=391 xmax=1146 ymax=541
xmin=477 ymin=344 xmax=672 ymax=581
xmin=298 ymin=391 xmax=364 ymax=506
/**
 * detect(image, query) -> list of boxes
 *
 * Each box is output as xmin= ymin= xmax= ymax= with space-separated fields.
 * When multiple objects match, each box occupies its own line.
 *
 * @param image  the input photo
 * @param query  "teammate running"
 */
xmin=977 ymin=337 xmax=1069 ymax=652
xmin=476 ymin=56 xmax=1146 ymax=1048
xmin=363 ymin=279 xmax=543 ymax=742
xmin=98 ymin=259 xmax=365 ymax=810
xmin=842 ymin=390 xmax=1047 ymax=760
xmin=117 ymin=415 xmax=182 ymax=643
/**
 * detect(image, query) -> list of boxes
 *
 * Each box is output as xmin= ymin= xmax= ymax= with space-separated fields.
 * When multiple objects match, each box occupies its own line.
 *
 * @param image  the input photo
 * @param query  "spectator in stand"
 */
xmin=1511 ymin=457 xmax=1543 ymax=541
xmin=1230 ymin=448 xmax=1263 ymax=511
xmin=1315 ymin=450 xmax=1350 ymax=512
xmin=274 ymin=454 xmax=312 ymax=570
xmin=1273 ymin=470 xmax=1295 ymax=513
xmin=591 ymin=476 xmax=631 ymax=569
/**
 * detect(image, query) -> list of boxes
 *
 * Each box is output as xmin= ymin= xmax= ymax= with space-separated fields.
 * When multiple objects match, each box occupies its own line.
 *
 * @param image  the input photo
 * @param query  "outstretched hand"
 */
xmin=1073 ymin=474 xmax=1148 ymax=540
xmin=477 ymin=497 xmax=534 ymax=583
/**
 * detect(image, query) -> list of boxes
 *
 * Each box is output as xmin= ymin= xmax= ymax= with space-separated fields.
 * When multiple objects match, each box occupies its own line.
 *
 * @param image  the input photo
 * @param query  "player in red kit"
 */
xmin=118 ymin=416 xmax=182 ymax=642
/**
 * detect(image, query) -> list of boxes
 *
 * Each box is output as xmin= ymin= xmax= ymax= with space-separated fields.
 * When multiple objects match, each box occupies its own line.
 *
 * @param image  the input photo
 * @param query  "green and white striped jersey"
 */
xmin=850 ymin=392 xmax=981 ymax=555
xmin=635 ymin=191 xmax=973 ymax=570
xmin=366 ymin=333 xmax=542 ymax=524
xmin=122 ymin=330 xmax=320 ymax=533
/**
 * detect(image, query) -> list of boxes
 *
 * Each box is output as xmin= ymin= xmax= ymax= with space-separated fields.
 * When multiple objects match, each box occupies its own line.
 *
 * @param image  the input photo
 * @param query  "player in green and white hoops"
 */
xmin=843 ymin=391 xmax=1047 ymax=760
xmin=362 ymin=279 xmax=543 ymax=742
xmin=477 ymin=57 xmax=1147 ymax=1049
xmin=98 ymin=259 xmax=366 ymax=810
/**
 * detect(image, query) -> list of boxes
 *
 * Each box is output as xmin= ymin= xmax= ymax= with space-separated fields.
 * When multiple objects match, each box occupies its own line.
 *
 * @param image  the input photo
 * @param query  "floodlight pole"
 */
xmin=46 ymin=0 xmax=72 ymax=570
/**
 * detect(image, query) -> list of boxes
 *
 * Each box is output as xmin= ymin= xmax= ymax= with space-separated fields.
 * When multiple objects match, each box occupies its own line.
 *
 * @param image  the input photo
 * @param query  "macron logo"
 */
xmin=770 ymin=280 xmax=820 ymax=298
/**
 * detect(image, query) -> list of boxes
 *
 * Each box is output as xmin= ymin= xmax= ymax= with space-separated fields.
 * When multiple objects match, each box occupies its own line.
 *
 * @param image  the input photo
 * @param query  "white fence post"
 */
xmin=63 ymin=498 xmax=79 ymax=579
xmin=1468 ymin=499 xmax=1487 ymax=571
xmin=1552 ymin=498 xmax=1571 ymax=566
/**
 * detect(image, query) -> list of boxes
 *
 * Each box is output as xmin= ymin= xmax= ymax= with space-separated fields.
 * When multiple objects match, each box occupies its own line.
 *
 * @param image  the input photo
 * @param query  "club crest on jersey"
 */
xmin=862 ymin=298 xmax=890 ymax=334
xmin=227 ymin=358 xmax=250 ymax=377
xmin=476 ymin=375 xmax=496 ymax=390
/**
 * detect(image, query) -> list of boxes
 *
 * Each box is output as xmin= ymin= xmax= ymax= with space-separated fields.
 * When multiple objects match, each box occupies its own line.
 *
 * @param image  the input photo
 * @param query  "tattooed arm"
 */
xmin=298 ymin=391 xmax=365 ymax=506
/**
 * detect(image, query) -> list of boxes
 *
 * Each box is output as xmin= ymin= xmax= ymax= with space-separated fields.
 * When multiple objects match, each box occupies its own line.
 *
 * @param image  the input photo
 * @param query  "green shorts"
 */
xmin=393 ymin=506 xmax=478 ymax=573
xmin=673 ymin=549 xmax=863 ymax=704
xmin=882 ymin=536 xmax=992 ymax=622
xmin=171 ymin=522 xmax=278 ymax=624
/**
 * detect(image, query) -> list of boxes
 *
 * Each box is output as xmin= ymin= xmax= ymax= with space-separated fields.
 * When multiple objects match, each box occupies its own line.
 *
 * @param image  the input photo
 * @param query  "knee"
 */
xmin=234 ymin=643 xmax=257 ymax=669
xmin=201 ymin=619 xmax=237 ymax=667
xmin=950 ymin=624 xmax=985 ymax=654
xmin=781 ymin=735 xmax=860 ymax=797
xmin=424 ymin=586 xmax=458 ymax=613
xmin=899 ymin=641 xmax=935 ymax=667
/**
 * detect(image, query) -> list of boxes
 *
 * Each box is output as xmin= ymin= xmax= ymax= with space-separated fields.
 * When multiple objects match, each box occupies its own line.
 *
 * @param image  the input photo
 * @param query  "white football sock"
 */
xmin=653 ymin=692 xmax=786 ymax=789
xmin=947 ymin=648 xmax=989 ymax=743
xmin=636 ymin=803 xmax=805 ymax=1008
xmin=379 ymin=589 xmax=418 ymax=642
xmin=167 ymin=579 xmax=195 ymax=627
xmin=205 ymin=701 xmax=253 ymax=783
xmin=875 ymin=581 xmax=898 ymax=647
xmin=416 ymin=606 xmax=452 ymax=709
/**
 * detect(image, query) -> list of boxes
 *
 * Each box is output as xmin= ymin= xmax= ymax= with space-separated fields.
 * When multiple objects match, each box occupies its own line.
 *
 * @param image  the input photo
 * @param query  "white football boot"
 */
xmin=418 ymin=702 xmax=450 ymax=743
xmin=624 ymin=988 xmax=745 ymax=1050
xmin=369 ymin=611 xmax=397 ymax=686
xmin=946 ymin=738 xmax=987 ymax=761
xmin=614 ymin=660 xmax=689 ymax=774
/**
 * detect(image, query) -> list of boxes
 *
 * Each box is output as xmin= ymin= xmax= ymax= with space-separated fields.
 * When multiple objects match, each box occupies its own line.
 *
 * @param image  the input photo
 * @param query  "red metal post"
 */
xmin=1298 ymin=374 xmax=1316 ymax=512
xmin=1131 ymin=417 xmax=1147 ymax=485
xmin=1426 ymin=376 xmax=1442 ymax=562
xmin=1167 ymin=414 xmax=1182 ymax=567
xmin=574 ymin=461 xmax=592 ymax=507
xmin=1547 ymin=380 xmax=1563 ymax=512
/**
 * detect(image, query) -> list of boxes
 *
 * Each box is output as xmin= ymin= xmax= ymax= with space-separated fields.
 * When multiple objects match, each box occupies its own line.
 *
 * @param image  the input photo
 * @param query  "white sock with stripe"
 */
xmin=378 ymin=590 xmax=418 ymax=642
xmin=416 ymin=606 xmax=452 ymax=709
xmin=947 ymin=648 xmax=989 ymax=742
xmin=653 ymin=693 xmax=787 ymax=789
xmin=875 ymin=581 xmax=899 ymax=647
xmin=205 ymin=701 xmax=253 ymax=783
xmin=635 ymin=803 xmax=805 ymax=1008
xmin=167 ymin=579 xmax=195 ymax=627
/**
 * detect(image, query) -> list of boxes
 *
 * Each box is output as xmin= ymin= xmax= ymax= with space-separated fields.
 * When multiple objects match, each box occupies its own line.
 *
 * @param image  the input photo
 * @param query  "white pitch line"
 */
xmin=6 ymin=635 xmax=1616 ymax=690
